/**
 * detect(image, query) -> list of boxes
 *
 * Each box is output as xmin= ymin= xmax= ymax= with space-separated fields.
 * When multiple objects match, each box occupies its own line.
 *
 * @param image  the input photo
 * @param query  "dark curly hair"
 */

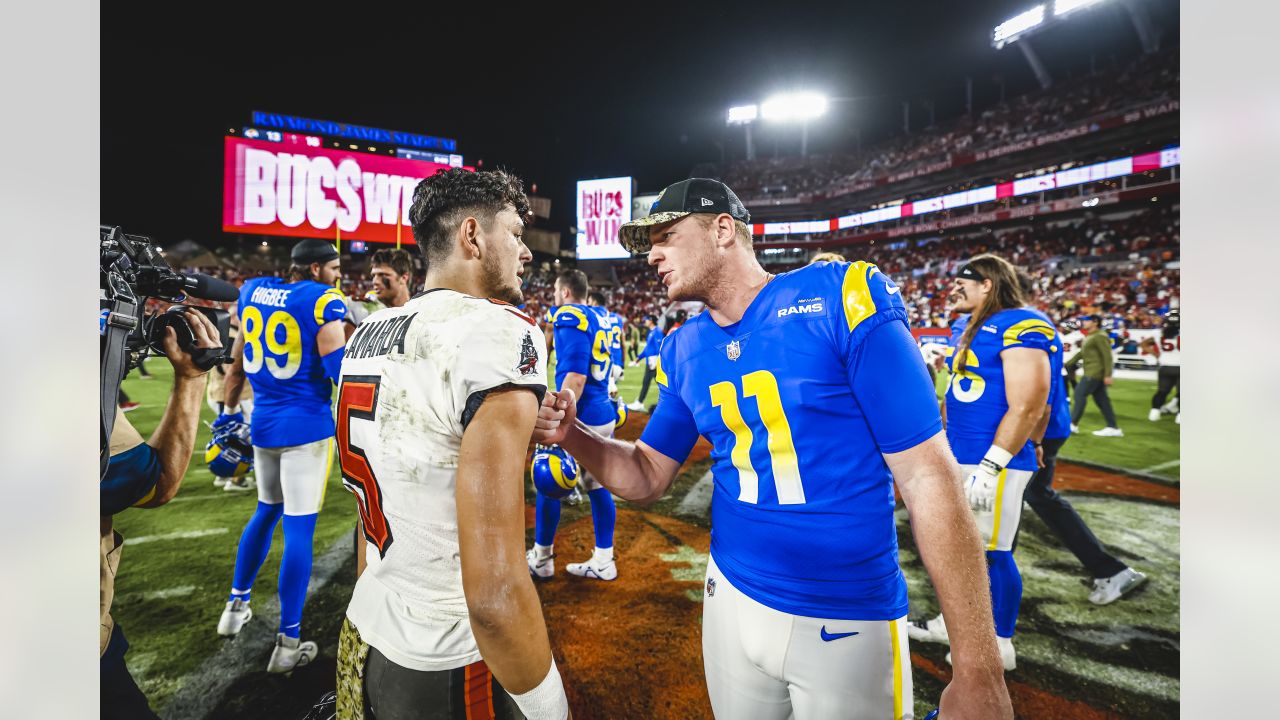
xmin=409 ymin=168 xmax=531 ymax=268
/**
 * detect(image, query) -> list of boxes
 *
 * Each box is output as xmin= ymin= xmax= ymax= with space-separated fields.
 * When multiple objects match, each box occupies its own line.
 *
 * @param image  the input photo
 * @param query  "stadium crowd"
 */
xmin=719 ymin=48 xmax=1178 ymax=201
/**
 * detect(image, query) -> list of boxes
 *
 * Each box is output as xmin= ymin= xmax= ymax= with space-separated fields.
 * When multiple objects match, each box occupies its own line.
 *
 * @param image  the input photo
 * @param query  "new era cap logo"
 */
xmin=700 ymin=197 xmax=713 ymax=206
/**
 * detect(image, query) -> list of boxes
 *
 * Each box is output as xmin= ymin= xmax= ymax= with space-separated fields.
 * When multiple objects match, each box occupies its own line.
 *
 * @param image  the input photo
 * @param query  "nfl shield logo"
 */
xmin=726 ymin=340 xmax=741 ymax=361
xmin=706 ymin=577 xmax=716 ymax=597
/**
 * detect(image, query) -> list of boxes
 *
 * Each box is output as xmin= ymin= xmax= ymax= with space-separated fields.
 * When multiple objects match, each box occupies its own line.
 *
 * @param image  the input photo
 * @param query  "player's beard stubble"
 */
xmin=481 ymin=250 xmax=524 ymax=306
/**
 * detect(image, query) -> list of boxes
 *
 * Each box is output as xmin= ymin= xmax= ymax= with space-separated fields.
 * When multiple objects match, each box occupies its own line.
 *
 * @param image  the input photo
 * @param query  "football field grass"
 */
xmin=112 ymin=355 xmax=1178 ymax=717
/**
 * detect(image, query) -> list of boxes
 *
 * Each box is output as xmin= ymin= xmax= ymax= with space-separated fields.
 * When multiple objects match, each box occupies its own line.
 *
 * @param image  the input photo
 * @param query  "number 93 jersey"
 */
xmin=945 ymin=308 xmax=1057 ymax=471
xmin=238 ymin=276 xmax=348 ymax=448
xmin=552 ymin=304 xmax=615 ymax=425
xmin=639 ymin=261 xmax=943 ymax=621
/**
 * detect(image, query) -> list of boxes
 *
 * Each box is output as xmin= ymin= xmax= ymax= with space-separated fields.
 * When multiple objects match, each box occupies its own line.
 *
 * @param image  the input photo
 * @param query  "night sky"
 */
xmin=101 ymin=1 xmax=1176 ymax=246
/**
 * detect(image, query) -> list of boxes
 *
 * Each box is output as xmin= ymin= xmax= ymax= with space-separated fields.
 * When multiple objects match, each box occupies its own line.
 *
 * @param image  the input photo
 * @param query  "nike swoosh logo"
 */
xmin=886 ymin=285 xmax=901 ymax=295
xmin=820 ymin=626 xmax=860 ymax=642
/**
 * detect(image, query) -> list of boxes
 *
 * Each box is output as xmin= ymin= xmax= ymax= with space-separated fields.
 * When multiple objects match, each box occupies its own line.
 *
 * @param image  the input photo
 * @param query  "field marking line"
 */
xmin=676 ymin=469 xmax=714 ymax=517
xmin=125 ymin=528 xmax=229 ymax=545
xmin=161 ymin=532 xmax=354 ymax=720
xmin=1139 ymin=459 xmax=1180 ymax=474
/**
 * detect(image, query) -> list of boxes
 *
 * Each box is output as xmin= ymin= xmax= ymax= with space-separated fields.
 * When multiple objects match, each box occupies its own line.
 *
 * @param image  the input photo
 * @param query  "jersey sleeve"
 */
xmin=638 ymin=335 xmax=700 ymax=463
xmin=457 ymin=308 xmax=548 ymax=429
xmin=829 ymin=260 xmax=911 ymax=357
xmin=314 ymin=287 xmax=348 ymax=325
xmin=1001 ymin=314 xmax=1056 ymax=353
xmin=848 ymin=318 xmax=944 ymax=454
xmin=552 ymin=306 xmax=592 ymax=376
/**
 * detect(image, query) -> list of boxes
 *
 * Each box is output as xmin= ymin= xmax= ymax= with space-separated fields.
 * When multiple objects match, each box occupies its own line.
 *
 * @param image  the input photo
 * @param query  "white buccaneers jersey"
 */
xmin=338 ymin=289 xmax=548 ymax=672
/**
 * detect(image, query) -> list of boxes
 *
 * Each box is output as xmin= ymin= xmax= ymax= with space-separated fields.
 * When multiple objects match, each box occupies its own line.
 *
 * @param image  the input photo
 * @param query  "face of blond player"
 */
xmin=311 ymin=258 xmax=342 ymax=286
xmin=478 ymin=206 xmax=532 ymax=305
xmin=950 ymin=276 xmax=990 ymax=314
xmin=371 ymin=264 xmax=410 ymax=305
xmin=646 ymin=213 xmax=724 ymax=303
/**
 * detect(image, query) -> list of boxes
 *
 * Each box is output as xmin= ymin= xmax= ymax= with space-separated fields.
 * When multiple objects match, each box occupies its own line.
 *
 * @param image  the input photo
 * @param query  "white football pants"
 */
xmin=960 ymin=464 xmax=1034 ymax=551
xmin=254 ymin=437 xmax=333 ymax=515
xmin=702 ymin=555 xmax=914 ymax=720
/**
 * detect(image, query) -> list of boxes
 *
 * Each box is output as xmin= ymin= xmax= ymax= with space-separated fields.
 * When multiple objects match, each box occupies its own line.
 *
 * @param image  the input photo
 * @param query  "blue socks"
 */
xmin=588 ymin=488 xmax=616 ymax=550
xmin=229 ymin=501 xmax=283 ymax=603
xmin=278 ymin=513 xmax=318 ymax=639
xmin=533 ymin=488 xmax=617 ymax=551
xmin=534 ymin=491 xmax=562 ymax=547
xmin=226 ymin=503 xmax=317 ymax=639
xmin=987 ymin=549 xmax=1023 ymax=638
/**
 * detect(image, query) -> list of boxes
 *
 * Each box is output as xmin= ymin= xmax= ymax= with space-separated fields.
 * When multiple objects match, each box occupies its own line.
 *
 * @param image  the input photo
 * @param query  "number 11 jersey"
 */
xmin=639 ymin=261 xmax=943 ymax=620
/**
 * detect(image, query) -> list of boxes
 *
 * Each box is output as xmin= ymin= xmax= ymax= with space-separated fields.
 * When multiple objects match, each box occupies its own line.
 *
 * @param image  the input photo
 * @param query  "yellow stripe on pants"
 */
xmin=890 ymin=619 xmax=904 ymax=720
xmin=318 ymin=438 xmax=335 ymax=511
xmin=986 ymin=468 xmax=1008 ymax=551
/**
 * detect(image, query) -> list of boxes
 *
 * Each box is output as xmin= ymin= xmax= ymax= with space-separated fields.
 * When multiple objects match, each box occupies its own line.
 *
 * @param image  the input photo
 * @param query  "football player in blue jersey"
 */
xmin=1016 ymin=272 xmax=1147 ymax=606
xmin=907 ymin=255 xmax=1053 ymax=672
xmin=587 ymin=290 xmax=626 ymax=401
xmin=532 ymin=179 xmax=1012 ymax=719
xmin=527 ymin=270 xmax=621 ymax=581
xmin=214 ymin=237 xmax=347 ymax=673
xmin=628 ymin=314 xmax=663 ymax=412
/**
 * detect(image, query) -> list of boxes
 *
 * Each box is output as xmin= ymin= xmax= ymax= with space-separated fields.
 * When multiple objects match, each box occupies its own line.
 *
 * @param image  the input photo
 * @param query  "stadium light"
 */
xmin=1054 ymin=0 xmax=1104 ymax=16
xmin=726 ymin=104 xmax=759 ymax=125
xmin=993 ymin=5 xmax=1045 ymax=47
xmin=761 ymin=93 xmax=829 ymax=122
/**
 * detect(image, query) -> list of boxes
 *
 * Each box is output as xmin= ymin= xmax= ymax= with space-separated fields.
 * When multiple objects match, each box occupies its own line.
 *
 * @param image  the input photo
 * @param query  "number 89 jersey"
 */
xmin=639 ymin=261 xmax=944 ymax=621
xmin=944 ymin=308 xmax=1056 ymax=471
xmin=238 ymin=276 xmax=347 ymax=448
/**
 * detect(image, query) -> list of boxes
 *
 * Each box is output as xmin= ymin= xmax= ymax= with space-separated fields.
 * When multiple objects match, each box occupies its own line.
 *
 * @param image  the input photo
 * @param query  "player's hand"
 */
xmin=938 ymin=670 xmax=1013 ymax=720
xmin=1103 ymin=376 xmax=1113 ymax=386
xmin=164 ymin=308 xmax=221 ymax=379
xmin=964 ymin=464 xmax=1000 ymax=512
xmin=533 ymin=388 xmax=577 ymax=445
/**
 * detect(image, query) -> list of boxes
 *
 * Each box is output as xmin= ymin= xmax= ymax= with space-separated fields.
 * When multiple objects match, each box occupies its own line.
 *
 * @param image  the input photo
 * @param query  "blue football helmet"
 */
xmin=531 ymin=445 xmax=579 ymax=499
xmin=205 ymin=422 xmax=253 ymax=478
xmin=614 ymin=399 xmax=628 ymax=429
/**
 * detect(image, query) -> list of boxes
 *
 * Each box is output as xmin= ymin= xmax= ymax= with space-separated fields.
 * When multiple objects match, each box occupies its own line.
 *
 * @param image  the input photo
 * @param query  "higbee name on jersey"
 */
xmin=945 ymin=308 xmax=1056 ymax=471
xmin=338 ymin=289 xmax=547 ymax=672
xmin=638 ymin=261 xmax=943 ymax=620
xmin=238 ymin=276 xmax=347 ymax=448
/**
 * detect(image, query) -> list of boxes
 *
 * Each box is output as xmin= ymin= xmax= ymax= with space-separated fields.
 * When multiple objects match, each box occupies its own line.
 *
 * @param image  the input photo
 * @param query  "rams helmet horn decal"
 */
xmin=531 ymin=445 xmax=580 ymax=499
xmin=205 ymin=422 xmax=254 ymax=478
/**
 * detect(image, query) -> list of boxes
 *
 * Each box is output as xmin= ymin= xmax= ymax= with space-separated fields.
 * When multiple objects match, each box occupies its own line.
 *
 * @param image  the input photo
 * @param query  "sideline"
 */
xmin=161 ymin=533 xmax=354 ymax=720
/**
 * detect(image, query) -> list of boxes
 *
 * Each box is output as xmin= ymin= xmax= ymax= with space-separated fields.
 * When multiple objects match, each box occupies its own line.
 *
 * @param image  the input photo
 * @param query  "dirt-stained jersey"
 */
xmin=337 ymin=289 xmax=547 ymax=672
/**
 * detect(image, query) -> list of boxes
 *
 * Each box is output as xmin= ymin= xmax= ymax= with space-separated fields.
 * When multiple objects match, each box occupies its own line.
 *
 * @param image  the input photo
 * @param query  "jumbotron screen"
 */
xmin=575 ymin=176 xmax=632 ymax=260
xmin=222 ymin=136 xmax=457 ymax=245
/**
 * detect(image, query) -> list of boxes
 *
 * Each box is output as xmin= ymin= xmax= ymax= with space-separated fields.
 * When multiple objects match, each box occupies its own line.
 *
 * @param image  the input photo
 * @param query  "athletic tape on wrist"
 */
xmin=982 ymin=445 xmax=1014 ymax=473
xmin=510 ymin=659 xmax=568 ymax=720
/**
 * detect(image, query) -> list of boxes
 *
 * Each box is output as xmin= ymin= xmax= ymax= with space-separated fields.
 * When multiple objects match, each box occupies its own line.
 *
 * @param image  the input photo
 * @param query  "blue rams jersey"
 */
xmin=238 ymin=276 xmax=347 ymax=448
xmin=640 ymin=261 xmax=943 ymax=620
xmin=608 ymin=311 xmax=625 ymax=368
xmin=1028 ymin=309 xmax=1072 ymax=441
xmin=945 ymin=308 xmax=1056 ymax=470
xmin=552 ymin=304 xmax=615 ymax=425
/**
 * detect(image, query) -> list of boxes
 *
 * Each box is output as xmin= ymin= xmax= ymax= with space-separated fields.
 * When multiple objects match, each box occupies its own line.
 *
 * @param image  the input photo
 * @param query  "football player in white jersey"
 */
xmin=1148 ymin=310 xmax=1180 ymax=423
xmin=333 ymin=169 xmax=569 ymax=720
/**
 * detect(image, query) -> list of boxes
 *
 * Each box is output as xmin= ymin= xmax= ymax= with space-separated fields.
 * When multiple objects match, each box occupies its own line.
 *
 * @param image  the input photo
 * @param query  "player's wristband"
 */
xmin=509 ymin=659 xmax=569 ymax=720
xmin=980 ymin=446 xmax=1014 ymax=475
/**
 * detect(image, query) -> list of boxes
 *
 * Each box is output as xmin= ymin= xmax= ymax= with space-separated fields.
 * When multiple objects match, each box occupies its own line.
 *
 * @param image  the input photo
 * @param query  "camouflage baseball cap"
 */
xmin=617 ymin=178 xmax=751 ymax=255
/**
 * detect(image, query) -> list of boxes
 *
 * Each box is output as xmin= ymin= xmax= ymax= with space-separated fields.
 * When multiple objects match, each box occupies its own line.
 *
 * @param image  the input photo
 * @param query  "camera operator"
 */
xmin=101 ymin=308 xmax=222 ymax=719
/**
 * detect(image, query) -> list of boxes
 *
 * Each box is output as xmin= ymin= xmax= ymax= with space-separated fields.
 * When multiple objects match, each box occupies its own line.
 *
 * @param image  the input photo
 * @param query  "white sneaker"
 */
xmin=1089 ymin=567 xmax=1148 ymax=605
xmin=267 ymin=633 xmax=318 ymax=674
xmin=224 ymin=476 xmax=256 ymax=492
xmin=1092 ymin=426 xmax=1124 ymax=438
xmin=566 ymin=486 xmax=584 ymax=505
xmin=946 ymin=636 xmax=1016 ymax=671
xmin=1175 ymin=412 xmax=1181 ymax=425
xmin=626 ymin=401 xmax=645 ymax=412
xmin=217 ymin=599 xmax=252 ymax=637
xmin=1161 ymin=398 xmax=1179 ymax=414
xmin=213 ymin=477 xmax=228 ymax=488
xmin=1148 ymin=408 xmax=1161 ymax=422
xmin=527 ymin=548 xmax=554 ymax=580
xmin=566 ymin=552 xmax=617 ymax=581
xmin=906 ymin=614 xmax=949 ymax=644
xmin=1070 ymin=424 xmax=1080 ymax=434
